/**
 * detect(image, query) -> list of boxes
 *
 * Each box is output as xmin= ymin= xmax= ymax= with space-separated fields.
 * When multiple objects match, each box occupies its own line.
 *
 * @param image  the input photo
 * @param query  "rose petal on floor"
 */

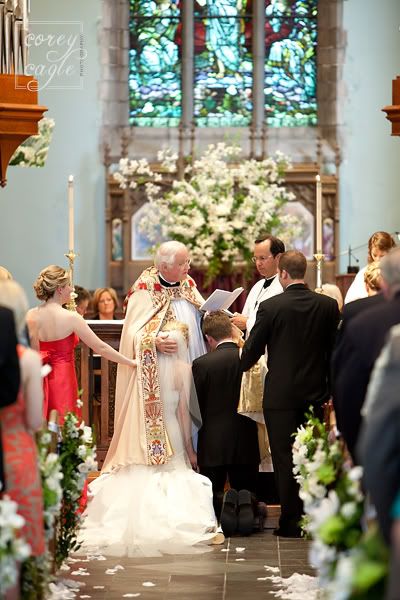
xmin=142 ymin=581 xmax=156 ymax=587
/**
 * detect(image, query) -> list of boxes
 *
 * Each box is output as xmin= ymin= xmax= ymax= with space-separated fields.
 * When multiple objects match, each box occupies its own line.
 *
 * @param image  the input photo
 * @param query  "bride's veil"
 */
xmin=157 ymin=322 xmax=202 ymax=453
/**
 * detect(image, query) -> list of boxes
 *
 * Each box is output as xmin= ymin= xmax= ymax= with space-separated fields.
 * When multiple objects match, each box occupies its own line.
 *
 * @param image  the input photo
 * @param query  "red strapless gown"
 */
xmin=40 ymin=333 xmax=81 ymax=425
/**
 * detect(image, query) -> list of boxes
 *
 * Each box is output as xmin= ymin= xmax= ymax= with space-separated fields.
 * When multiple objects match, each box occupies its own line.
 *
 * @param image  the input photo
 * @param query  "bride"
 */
xmin=79 ymin=321 xmax=219 ymax=557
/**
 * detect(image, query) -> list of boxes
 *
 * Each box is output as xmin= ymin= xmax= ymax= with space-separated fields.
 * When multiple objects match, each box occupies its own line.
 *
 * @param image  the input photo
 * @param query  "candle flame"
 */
xmin=315 ymin=174 xmax=321 ymax=182
xmin=68 ymin=175 xmax=74 ymax=184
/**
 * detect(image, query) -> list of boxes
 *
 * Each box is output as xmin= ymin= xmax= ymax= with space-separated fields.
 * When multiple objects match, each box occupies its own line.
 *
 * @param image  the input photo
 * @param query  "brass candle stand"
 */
xmin=314 ymin=252 xmax=325 ymax=293
xmin=65 ymin=250 xmax=78 ymax=311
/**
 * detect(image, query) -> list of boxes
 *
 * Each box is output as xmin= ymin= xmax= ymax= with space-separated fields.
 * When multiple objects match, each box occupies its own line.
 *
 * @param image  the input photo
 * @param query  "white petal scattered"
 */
xmin=105 ymin=569 xmax=117 ymax=575
xmin=264 ymin=565 xmax=280 ymax=573
xmin=142 ymin=581 xmax=156 ymax=587
xmin=87 ymin=553 xmax=106 ymax=561
xmin=257 ymin=577 xmax=269 ymax=581
xmin=220 ymin=548 xmax=229 ymax=552
xmin=235 ymin=547 xmax=246 ymax=553
xmin=268 ymin=573 xmax=320 ymax=599
xmin=60 ymin=564 xmax=71 ymax=571
xmin=47 ymin=581 xmax=77 ymax=599
xmin=235 ymin=558 xmax=246 ymax=562
xmin=93 ymin=586 xmax=105 ymax=589
xmin=79 ymin=596 xmax=91 ymax=599
xmin=114 ymin=564 xmax=125 ymax=571
xmin=123 ymin=595 xmax=141 ymax=598
xmin=71 ymin=569 xmax=90 ymax=576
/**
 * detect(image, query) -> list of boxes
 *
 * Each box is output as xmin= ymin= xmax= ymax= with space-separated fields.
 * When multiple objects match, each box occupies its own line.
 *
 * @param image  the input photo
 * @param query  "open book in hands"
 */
xmin=199 ymin=287 xmax=244 ymax=316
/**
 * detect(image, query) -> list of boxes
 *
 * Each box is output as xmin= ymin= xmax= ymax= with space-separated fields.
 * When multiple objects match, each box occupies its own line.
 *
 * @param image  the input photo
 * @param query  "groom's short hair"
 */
xmin=279 ymin=251 xmax=307 ymax=279
xmin=202 ymin=311 xmax=232 ymax=341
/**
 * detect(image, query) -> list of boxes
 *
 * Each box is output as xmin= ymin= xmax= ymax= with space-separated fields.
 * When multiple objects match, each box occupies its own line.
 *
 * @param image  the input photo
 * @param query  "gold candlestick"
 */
xmin=65 ymin=249 xmax=78 ymax=311
xmin=314 ymin=252 xmax=325 ymax=293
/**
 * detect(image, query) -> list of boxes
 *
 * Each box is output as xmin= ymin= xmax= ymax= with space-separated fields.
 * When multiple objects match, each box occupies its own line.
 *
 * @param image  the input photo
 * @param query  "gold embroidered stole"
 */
xmin=131 ymin=267 xmax=201 ymax=465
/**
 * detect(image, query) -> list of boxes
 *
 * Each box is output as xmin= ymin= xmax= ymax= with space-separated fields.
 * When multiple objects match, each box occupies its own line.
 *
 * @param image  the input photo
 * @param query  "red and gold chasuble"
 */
xmin=122 ymin=267 xmax=202 ymax=466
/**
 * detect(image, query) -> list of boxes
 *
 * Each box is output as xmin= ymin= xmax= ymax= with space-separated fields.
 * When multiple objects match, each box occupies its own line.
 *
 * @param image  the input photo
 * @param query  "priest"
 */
xmin=102 ymin=240 xmax=206 ymax=472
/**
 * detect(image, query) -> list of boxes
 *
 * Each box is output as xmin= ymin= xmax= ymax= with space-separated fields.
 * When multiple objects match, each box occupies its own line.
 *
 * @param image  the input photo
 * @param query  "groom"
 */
xmin=103 ymin=241 xmax=206 ymax=472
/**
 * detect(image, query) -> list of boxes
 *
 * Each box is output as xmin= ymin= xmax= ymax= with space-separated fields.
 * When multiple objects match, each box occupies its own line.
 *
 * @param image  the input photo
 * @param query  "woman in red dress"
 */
xmin=0 ymin=280 xmax=45 ymax=600
xmin=27 ymin=265 xmax=136 ymax=424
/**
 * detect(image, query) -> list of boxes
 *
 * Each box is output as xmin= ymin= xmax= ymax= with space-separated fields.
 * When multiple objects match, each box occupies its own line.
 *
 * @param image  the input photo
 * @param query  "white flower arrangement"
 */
xmin=114 ymin=143 xmax=299 ymax=281
xmin=0 ymin=494 xmax=31 ymax=593
xmin=37 ymin=429 xmax=63 ymax=541
xmin=293 ymin=414 xmax=388 ymax=598
xmin=9 ymin=117 xmax=55 ymax=168
xmin=56 ymin=412 xmax=97 ymax=567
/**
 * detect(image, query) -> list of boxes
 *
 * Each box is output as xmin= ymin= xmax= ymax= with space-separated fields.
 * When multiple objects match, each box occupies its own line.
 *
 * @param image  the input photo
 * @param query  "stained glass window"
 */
xmin=193 ymin=0 xmax=252 ymax=127
xmin=129 ymin=0 xmax=181 ymax=126
xmin=265 ymin=0 xmax=318 ymax=127
xmin=129 ymin=0 xmax=318 ymax=128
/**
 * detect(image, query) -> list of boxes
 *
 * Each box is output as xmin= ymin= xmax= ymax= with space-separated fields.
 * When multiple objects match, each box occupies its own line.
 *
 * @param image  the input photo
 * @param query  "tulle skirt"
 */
xmin=78 ymin=460 xmax=217 ymax=557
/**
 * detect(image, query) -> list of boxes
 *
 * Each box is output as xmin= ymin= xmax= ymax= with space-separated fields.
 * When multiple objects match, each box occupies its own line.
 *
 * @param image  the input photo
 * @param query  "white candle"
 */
xmin=68 ymin=175 xmax=74 ymax=251
xmin=315 ymin=174 xmax=322 ymax=253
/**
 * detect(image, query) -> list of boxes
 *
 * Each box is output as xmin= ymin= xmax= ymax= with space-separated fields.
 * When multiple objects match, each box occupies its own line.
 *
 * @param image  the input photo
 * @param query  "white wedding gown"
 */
xmin=78 ymin=338 xmax=217 ymax=557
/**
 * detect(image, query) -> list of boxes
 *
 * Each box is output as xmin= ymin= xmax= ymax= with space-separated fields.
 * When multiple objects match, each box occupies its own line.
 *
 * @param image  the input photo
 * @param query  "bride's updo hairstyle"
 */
xmin=161 ymin=321 xmax=189 ymax=346
xmin=33 ymin=265 xmax=70 ymax=301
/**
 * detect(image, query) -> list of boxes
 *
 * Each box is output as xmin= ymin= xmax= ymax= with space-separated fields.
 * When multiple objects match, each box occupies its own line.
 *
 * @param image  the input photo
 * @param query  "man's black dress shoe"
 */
xmin=273 ymin=527 xmax=302 ymax=538
xmin=237 ymin=489 xmax=254 ymax=536
xmin=220 ymin=489 xmax=238 ymax=537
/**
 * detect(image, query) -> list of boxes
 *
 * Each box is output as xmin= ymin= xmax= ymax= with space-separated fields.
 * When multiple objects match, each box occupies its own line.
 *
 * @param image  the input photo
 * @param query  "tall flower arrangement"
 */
xmin=114 ymin=143 xmax=298 ymax=281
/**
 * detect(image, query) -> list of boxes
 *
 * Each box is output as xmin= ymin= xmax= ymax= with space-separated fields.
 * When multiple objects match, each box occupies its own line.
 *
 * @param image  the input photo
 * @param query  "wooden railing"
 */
xmin=75 ymin=321 xmax=123 ymax=467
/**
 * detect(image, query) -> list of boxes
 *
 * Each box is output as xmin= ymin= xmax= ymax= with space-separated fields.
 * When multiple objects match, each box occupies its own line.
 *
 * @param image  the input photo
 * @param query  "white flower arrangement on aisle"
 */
xmin=293 ymin=414 xmax=388 ymax=599
xmin=114 ymin=143 xmax=299 ymax=281
xmin=56 ymin=412 xmax=97 ymax=568
xmin=0 ymin=494 xmax=31 ymax=593
xmin=37 ymin=430 xmax=63 ymax=541
xmin=9 ymin=117 xmax=55 ymax=168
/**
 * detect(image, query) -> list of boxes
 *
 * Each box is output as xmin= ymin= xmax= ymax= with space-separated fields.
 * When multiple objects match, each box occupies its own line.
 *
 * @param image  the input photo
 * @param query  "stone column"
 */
xmin=178 ymin=0 xmax=194 ymax=174
xmin=251 ymin=0 xmax=265 ymax=158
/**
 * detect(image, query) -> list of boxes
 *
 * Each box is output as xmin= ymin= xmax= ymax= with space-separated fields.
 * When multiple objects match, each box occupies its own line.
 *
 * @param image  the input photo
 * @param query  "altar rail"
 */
xmin=75 ymin=321 xmax=122 ymax=467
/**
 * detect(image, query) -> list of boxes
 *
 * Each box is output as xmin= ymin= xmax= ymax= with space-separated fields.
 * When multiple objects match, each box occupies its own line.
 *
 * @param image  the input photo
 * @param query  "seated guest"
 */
xmin=91 ymin=287 xmax=119 ymax=320
xmin=364 ymin=261 xmax=382 ymax=296
xmin=0 ymin=305 xmax=20 ymax=493
xmin=0 ymin=280 xmax=45 ymax=599
xmin=345 ymin=231 xmax=395 ymax=304
xmin=75 ymin=285 xmax=91 ymax=317
xmin=192 ymin=311 xmax=260 ymax=537
xmin=333 ymin=248 xmax=400 ymax=461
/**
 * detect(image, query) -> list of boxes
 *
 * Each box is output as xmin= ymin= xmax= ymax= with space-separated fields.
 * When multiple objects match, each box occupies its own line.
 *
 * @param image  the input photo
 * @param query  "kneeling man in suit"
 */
xmin=241 ymin=251 xmax=340 ymax=537
xmin=192 ymin=311 xmax=260 ymax=536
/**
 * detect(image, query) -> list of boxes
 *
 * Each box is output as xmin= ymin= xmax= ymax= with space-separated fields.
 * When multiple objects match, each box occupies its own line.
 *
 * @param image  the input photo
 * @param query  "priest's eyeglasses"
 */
xmin=178 ymin=259 xmax=191 ymax=266
xmin=252 ymin=255 xmax=273 ymax=263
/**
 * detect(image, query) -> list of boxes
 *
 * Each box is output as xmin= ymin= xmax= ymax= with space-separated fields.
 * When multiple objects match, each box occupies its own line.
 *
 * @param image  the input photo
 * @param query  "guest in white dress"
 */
xmin=79 ymin=322 xmax=218 ymax=557
xmin=344 ymin=231 xmax=395 ymax=304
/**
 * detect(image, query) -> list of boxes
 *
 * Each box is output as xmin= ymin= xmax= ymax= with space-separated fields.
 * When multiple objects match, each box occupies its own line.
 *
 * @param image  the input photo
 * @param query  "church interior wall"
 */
xmin=339 ymin=0 xmax=400 ymax=270
xmin=0 ymin=0 xmax=399 ymax=303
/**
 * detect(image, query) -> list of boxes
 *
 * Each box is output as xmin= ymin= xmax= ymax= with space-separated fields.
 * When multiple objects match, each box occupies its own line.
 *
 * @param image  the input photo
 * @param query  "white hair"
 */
xmin=155 ymin=241 xmax=187 ymax=267
xmin=0 ymin=280 xmax=29 ymax=335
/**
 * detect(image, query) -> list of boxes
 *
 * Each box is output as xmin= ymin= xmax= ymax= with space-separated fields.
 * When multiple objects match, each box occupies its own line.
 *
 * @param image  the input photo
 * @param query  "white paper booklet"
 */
xmin=200 ymin=287 xmax=244 ymax=314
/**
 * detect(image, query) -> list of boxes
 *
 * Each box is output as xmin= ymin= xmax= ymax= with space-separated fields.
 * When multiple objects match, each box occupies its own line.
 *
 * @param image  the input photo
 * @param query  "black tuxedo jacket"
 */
xmin=332 ymin=292 xmax=400 ymax=456
xmin=0 ymin=306 xmax=20 ymax=409
xmin=192 ymin=342 xmax=260 ymax=468
xmin=241 ymin=284 xmax=340 ymax=411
